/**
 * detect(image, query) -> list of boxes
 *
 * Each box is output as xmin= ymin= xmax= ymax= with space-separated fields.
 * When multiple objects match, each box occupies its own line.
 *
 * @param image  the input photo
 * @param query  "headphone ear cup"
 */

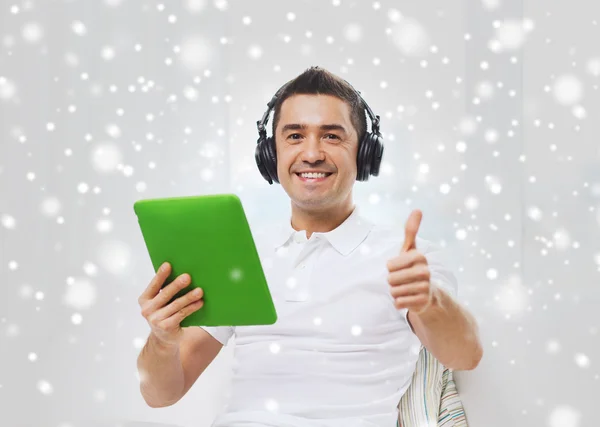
xmin=356 ymin=133 xmax=371 ymax=181
xmin=356 ymin=132 xmax=384 ymax=181
xmin=369 ymin=133 xmax=384 ymax=177
xmin=255 ymin=136 xmax=274 ymax=184
xmin=263 ymin=136 xmax=279 ymax=184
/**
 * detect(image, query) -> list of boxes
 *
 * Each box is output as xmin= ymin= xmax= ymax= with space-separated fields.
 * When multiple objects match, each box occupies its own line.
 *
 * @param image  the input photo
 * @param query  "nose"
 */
xmin=299 ymin=136 xmax=326 ymax=164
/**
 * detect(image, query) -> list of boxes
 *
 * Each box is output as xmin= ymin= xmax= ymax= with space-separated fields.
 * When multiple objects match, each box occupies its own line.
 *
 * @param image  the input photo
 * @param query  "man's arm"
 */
xmin=137 ymin=327 xmax=223 ymax=407
xmin=408 ymin=285 xmax=483 ymax=371
xmin=137 ymin=332 xmax=185 ymax=407
xmin=389 ymin=209 xmax=482 ymax=371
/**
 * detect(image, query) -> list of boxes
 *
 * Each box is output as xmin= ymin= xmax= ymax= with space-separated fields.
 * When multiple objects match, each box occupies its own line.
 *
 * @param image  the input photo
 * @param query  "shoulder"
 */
xmin=249 ymin=221 xmax=284 ymax=255
xmin=367 ymin=221 xmax=435 ymax=254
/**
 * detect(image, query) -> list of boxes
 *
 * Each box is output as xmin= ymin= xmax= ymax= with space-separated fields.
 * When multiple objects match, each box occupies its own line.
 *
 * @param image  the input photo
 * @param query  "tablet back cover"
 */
xmin=133 ymin=193 xmax=277 ymax=327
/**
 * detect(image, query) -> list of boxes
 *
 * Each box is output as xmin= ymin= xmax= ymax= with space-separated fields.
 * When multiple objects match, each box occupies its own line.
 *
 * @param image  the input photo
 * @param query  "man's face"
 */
xmin=275 ymin=94 xmax=359 ymax=211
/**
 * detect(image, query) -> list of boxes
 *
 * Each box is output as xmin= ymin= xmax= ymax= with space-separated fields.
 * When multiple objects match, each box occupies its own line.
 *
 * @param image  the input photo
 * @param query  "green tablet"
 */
xmin=133 ymin=193 xmax=277 ymax=327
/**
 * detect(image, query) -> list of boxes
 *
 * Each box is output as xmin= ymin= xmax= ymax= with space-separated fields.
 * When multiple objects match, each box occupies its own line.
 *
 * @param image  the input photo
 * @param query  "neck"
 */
xmin=289 ymin=197 xmax=355 ymax=240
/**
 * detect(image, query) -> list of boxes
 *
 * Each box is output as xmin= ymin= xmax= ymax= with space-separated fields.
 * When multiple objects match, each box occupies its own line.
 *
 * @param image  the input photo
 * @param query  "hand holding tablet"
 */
xmin=133 ymin=193 xmax=278 ymax=328
xmin=137 ymin=261 xmax=205 ymax=348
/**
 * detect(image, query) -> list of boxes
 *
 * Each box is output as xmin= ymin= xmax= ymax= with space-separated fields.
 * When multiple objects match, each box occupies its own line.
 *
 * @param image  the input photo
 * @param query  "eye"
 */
xmin=286 ymin=133 xmax=340 ymax=141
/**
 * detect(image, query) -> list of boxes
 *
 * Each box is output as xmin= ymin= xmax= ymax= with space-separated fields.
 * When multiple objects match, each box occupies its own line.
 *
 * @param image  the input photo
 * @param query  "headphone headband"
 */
xmin=256 ymin=78 xmax=380 ymax=140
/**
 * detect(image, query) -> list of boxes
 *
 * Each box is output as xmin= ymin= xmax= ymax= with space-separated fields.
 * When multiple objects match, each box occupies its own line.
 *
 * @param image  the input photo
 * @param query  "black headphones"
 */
xmin=255 ymin=77 xmax=384 ymax=185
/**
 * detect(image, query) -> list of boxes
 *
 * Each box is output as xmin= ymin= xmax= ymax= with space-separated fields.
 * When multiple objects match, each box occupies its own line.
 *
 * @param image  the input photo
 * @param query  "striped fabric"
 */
xmin=397 ymin=345 xmax=468 ymax=426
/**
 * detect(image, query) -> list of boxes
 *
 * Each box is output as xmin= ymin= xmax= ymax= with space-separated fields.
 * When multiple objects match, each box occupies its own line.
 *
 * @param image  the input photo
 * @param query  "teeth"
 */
xmin=300 ymin=172 xmax=328 ymax=178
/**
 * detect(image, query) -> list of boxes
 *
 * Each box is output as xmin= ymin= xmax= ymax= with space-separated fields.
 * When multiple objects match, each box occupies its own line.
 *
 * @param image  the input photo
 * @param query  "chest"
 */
xmin=235 ymin=241 xmax=403 ymax=344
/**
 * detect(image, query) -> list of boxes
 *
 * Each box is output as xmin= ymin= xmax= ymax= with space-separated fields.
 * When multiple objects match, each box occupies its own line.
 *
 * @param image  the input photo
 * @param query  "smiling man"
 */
xmin=137 ymin=66 xmax=482 ymax=427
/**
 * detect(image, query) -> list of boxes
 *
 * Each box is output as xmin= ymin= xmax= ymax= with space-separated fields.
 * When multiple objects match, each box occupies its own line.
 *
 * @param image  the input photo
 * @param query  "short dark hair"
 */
xmin=271 ymin=66 xmax=367 ymax=146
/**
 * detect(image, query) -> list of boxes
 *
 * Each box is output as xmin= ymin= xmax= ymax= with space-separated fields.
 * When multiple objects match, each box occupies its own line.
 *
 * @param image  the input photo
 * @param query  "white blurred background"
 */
xmin=1 ymin=1 xmax=599 ymax=426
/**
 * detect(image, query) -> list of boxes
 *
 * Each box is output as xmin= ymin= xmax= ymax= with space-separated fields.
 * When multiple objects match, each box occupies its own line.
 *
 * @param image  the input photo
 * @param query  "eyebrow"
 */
xmin=280 ymin=123 xmax=348 ymax=135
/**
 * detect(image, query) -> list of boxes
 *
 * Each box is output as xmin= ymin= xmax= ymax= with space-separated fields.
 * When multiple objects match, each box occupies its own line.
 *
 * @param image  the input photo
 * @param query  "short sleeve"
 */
xmin=199 ymin=326 xmax=234 ymax=345
xmin=404 ymin=309 xmax=416 ymax=335
xmin=422 ymin=241 xmax=459 ymax=299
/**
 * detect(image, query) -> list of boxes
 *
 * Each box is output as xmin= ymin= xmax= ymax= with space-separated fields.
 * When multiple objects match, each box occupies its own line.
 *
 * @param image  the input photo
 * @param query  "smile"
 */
xmin=295 ymin=172 xmax=333 ymax=183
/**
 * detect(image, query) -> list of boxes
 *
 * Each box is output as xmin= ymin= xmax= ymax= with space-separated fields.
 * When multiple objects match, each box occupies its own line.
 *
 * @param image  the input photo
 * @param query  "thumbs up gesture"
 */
xmin=386 ymin=209 xmax=434 ymax=316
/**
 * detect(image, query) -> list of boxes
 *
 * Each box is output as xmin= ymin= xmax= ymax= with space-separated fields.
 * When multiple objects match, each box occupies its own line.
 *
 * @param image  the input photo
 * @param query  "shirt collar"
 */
xmin=272 ymin=205 xmax=375 ymax=256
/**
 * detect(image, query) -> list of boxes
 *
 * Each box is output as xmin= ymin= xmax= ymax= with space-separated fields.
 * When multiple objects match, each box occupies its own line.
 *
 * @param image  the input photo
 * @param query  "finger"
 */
xmin=393 ymin=293 xmax=430 ymax=309
xmin=143 ymin=273 xmax=192 ymax=315
xmin=401 ymin=210 xmax=422 ymax=253
xmin=159 ymin=295 xmax=205 ymax=329
xmin=386 ymin=250 xmax=426 ymax=272
xmin=156 ymin=273 xmax=194 ymax=307
xmin=139 ymin=262 xmax=171 ymax=304
xmin=152 ymin=287 xmax=204 ymax=323
xmin=390 ymin=281 xmax=430 ymax=299
xmin=387 ymin=264 xmax=430 ymax=287
xmin=162 ymin=298 xmax=206 ymax=330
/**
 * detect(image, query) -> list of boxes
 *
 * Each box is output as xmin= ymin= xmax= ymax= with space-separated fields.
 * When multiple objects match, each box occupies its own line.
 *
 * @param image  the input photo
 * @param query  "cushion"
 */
xmin=397 ymin=345 xmax=468 ymax=426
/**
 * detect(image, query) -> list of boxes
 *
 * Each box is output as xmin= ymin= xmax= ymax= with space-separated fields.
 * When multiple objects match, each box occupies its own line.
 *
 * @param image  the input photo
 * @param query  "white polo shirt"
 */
xmin=201 ymin=205 xmax=458 ymax=427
